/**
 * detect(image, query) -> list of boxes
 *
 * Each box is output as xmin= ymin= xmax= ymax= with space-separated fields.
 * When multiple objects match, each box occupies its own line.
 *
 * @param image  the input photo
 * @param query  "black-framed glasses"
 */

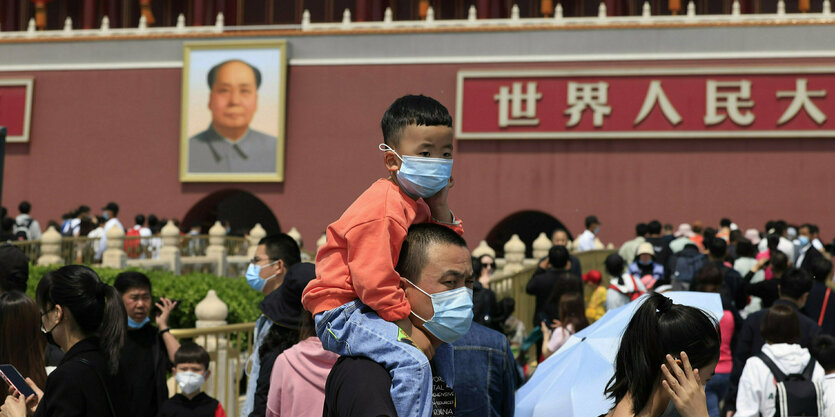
xmin=250 ymin=256 xmax=278 ymax=265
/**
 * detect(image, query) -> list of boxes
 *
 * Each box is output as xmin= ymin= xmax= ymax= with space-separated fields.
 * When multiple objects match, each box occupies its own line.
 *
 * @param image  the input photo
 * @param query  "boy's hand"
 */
xmin=425 ymin=176 xmax=454 ymax=223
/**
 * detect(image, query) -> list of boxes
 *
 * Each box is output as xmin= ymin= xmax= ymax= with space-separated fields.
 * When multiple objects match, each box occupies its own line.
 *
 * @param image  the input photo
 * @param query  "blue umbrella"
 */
xmin=515 ymin=291 xmax=723 ymax=417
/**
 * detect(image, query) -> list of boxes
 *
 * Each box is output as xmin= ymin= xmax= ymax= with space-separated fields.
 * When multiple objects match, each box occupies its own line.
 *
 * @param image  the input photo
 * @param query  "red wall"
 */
xmin=6 ymin=59 xmax=835 ymax=251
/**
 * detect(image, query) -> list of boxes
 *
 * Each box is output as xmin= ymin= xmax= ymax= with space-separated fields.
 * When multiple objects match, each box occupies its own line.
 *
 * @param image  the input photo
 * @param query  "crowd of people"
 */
xmin=3 ymin=92 xmax=835 ymax=417
xmin=523 ymin=216 xmax=835 ymax=417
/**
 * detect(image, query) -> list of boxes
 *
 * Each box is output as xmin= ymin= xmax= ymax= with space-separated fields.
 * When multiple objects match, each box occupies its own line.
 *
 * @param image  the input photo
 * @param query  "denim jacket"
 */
xmin=444 ymin=322 xmax=520 ymax=417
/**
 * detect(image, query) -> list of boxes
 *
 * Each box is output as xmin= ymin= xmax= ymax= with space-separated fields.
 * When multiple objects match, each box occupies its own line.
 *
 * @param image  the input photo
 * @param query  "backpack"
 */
xmin=609 ymin=274 xmax=645 ymax=301
xmin=672 ymin=251 xmax=706 ymax=284
xmin=756 ymin=352 xmax=824 ymax=417
xmin=124 ymin=227 xmax=142 ymax=258
xmin=13 ymin=218 xmax=33 ymax=241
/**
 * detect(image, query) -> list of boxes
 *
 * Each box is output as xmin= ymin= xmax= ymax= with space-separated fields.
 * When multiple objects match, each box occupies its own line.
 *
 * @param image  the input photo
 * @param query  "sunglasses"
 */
xmin=482 ymin=262 xmax=495 ymax=268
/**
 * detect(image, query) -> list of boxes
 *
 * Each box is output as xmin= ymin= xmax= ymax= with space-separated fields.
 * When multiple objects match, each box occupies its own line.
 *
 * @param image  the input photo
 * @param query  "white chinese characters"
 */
xmin=494 ymin=82 xmax=542 ymax=127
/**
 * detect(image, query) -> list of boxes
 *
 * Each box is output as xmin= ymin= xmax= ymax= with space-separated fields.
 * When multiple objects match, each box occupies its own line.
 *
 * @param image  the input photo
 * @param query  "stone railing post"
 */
xmin=503 ymin=234 xmax=526 ymax=274
xmin=247 ymin=223 xmax=266 ymax=259
xmin=287 ymin=227 xmax=303 ymax=251
xmin=195 ymin=289 xmax=229 ymax=328
xmin=102 ymin=225 xmax=127 ymax=269
xmin=471 ymin=240 xmax=496 ymax=259
xmin=159 ymin=221 xmax=181 ymax=274
xmin=532 ymin=232 xmax=551 ymax=260
xmin=37 ymin=226 xmax=64 ymax=266
xmin=206 ymin=221 xmax=227 ymax=276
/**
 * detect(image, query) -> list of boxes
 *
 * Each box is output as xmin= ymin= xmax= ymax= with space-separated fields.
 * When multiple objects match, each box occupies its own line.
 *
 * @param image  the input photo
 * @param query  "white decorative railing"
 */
xmin=0 ymin=0 xmax=832 ymax=40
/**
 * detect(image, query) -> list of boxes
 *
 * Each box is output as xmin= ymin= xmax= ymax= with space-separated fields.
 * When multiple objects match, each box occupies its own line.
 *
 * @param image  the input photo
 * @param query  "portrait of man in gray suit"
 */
xmin=188 ymin=59 xmax=278 ymax=174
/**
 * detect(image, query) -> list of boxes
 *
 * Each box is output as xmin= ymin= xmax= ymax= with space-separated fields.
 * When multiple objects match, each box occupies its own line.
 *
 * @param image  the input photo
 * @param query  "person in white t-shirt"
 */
xmin=810 ymin=334 xmax=835 ymax=415
xmin=95 ymin=202 xmax=125 ymax=261
xmin=735 ymin=304 xmax=826 ymax=417
xmin=575 ymin=215 xmax=600 ymax=252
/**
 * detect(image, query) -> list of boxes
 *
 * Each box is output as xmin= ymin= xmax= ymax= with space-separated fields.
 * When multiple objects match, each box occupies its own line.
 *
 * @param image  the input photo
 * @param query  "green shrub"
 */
xmin=27 ymin=266 xmax=263 ymax=329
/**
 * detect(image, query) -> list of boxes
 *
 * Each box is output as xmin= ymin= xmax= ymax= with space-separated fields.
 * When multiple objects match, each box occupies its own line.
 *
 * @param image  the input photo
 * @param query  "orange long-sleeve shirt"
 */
xmin=302 ymin=179 xmax=463 ymax=322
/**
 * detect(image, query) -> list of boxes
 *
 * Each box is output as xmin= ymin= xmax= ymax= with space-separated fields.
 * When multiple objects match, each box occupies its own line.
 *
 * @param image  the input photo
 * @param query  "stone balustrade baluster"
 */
xmin=503 ymin=234 xmax=526 ymax=274
xmin=160 ymin=220 xmax=181 ymax=274
xmin=37 ymin=226 xmax=63 ymax=266
xmin=532 ymin=232 xmax=551 ymax=260
xmin=102 ymin=225 xmax=126 ymax=269
xmin=247 ymin=224 xmax=266 ymax=259
xmin=206 ymin=221 xmax=227 ymax=275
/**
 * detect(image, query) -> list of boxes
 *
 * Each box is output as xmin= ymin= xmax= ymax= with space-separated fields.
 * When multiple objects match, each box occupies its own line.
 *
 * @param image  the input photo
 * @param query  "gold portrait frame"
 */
xmin=179 ymin=39 xmax=287 ymax=182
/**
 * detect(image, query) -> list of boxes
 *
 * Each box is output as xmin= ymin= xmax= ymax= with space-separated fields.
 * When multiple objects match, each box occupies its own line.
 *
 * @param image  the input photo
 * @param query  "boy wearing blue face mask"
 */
xmin=302 ymin=95 xmax=466 ymax=417
xmin=158 ymin=342 xmax=227 ymax=417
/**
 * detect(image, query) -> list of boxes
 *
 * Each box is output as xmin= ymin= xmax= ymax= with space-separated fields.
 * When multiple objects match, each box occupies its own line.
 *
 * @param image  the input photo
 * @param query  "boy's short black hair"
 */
xmin=381 ymin=95 xmax=452 ymax=148
xmin=174 ymin=342 xmax=210 ymax=369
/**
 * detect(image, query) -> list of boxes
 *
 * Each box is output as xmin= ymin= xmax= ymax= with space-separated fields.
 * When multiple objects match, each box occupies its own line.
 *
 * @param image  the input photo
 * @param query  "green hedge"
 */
xmin=27 ymin=266 xmax=263 ymax=329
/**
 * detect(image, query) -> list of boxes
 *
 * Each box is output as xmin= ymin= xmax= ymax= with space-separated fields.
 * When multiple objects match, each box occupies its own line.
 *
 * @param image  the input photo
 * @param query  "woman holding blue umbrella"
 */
xmin=602 ymin=293 xmax=720 ymax=417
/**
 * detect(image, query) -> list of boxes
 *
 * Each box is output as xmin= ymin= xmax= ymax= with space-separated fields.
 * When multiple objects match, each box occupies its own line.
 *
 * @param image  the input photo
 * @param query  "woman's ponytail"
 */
xmin=605 ymin=293 xmax=718 ymax=415
xmin=98 ymin=284 xmax=126 ymax=374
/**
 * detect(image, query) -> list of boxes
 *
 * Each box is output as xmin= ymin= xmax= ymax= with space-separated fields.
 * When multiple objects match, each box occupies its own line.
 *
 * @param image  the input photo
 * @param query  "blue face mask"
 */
xmin=246 ymin=262 xmax=277 ymax=291
xmin=379 ymin=144 xmax=452 ymax=199
xmin=405 ymin=280 xmax=473 ymax=343
xmin=103 ymin=212 xmax=110 ymax=221
xmin=128 ymin=316 xmax=150 ymax=329
xmin=798 ymin=236 xmax=810 ymax=247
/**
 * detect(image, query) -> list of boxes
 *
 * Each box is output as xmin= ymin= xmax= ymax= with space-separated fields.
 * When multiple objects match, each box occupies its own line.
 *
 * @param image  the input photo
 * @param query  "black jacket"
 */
xmin=35 ymin=337 xmax=127 ymax=417
xmin=802 ymin=281 xmax=835 ymax=335
xmin=722 ymin=299 xmax=821 ymax=413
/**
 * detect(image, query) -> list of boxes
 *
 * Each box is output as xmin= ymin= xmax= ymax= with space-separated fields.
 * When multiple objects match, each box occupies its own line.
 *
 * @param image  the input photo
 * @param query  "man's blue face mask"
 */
xmin=403 ymin=278 xmax=473 ymax=343
xmin=379 ymin=144 xmax=452 ymax=199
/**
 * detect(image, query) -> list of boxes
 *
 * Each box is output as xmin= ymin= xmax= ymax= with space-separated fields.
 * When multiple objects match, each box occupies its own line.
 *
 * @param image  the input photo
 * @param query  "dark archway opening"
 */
xmin=485 ymin=210 xmax=569 ymax=258
xmin=182 ymin=190 xmax=281 ymax=236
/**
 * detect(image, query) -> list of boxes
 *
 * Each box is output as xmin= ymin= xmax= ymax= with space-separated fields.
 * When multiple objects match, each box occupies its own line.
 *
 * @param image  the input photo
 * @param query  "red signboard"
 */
xmin=0 ymin=78 xmax=34 ymax=142
xmin=455 ymin=68 xmax=835 ymax=139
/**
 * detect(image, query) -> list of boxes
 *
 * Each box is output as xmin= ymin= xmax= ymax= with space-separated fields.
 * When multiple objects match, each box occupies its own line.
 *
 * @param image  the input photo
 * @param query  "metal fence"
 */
xmin=170 ymin=322 xmax=256 ymax=417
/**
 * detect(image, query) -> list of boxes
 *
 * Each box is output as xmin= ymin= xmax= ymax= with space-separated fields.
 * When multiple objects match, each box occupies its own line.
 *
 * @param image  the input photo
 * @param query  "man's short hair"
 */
xmin=760 ymin=303 xmax=801 ymax=344
xmin=0 ymin=245 xmax=28 ymax=293
xmin=174 ymin=342 xmax=210 ymax=369
xmin=635 ymin=223 xmax=648 ymax=237
xmin=207 ymin=59 xmax=262 ymax=89
xmin=259 ymin=234 xmax=301 ymax=267
xmin=381 ymin=95 xmax=452 ymax=148
xmin=114 ymin=271 xmax=152 ymax=294
xmin=810 ymin=224 xmax=820 ymax=235
xmin=779 ymin=267 xmax=814 ymax=300
xmin=809 ymin=257 xmax=833 ymax=283
xmin=585 ymin=215 xmax=599 ymax=229
xmin=134 ymin=214 xmax=145 ymax=226
xmin=548 ymin=246 xmax=569 ymax=269
xmin=720 ymin=218 xmax=732 ymax=228
xmin=709 ymin=238 xmax=727 ymax=259
xmin=18 ymin=201 xmax=31 ymax=214
xmin=647 ymin=220 xmax=662 ymax=235
xmin=395 ymin=223 xmax=467 ymax=284
xmin=810 ymin=334 xmax=835 ymax=373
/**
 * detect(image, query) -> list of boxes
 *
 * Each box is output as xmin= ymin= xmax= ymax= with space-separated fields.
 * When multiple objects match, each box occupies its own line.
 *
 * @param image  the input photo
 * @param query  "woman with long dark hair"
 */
xmin=0 ymin=265 xmax=127 ymax=417
xmin=541 ymin=292 xmax=589 ymax=359
xmin=0 ymin=292 xmax=47 ymax=399
xmin=602 ymin=293 xmax=721 ymax=417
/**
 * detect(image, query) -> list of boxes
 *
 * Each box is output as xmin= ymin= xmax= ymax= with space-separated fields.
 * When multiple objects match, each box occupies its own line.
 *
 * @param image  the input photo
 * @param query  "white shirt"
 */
xmin=736 ymin=343 xmax=825 ymax=417
xmin=605 ymin=273 xmax=647 ymax=311
xmin=824 ymin=374 xmax=835 ymax=417
xmin=576 ymin=229 xmax=597 ymax=252
xmin=758 ymin=236 xmax=796 ymax=263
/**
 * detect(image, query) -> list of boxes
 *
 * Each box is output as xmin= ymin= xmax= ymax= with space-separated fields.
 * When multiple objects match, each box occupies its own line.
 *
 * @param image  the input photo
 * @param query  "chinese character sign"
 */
xmin=456 ymin=69 xmax=835 ymax=139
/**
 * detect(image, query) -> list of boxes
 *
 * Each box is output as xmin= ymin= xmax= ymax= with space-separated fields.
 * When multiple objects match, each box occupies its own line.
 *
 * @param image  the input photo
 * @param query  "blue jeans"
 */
xmin=241 ymin=315 xmax=271 ymax=417
xmin=316 ymin=299 xmax=432 ymax=417
xmin=705 ymin=372 xmax=730 ymax=417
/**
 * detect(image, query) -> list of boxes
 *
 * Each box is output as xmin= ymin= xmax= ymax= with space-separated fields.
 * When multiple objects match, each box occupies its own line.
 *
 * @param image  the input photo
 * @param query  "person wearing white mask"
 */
xmin=242 ymin=234 xmax=301 ymax=417
xmin=158 ymin=342 xmax=226 ymax=417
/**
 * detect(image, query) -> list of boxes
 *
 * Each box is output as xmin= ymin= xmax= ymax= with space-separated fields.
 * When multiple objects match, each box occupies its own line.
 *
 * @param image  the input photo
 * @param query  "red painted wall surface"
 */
xmin=6 ymin=59 xmax=835 ymax=252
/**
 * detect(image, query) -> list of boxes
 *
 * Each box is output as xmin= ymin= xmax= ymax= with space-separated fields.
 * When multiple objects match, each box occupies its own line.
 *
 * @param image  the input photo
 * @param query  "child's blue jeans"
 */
xmin=315 ymin=299 xmax=432 ymax=417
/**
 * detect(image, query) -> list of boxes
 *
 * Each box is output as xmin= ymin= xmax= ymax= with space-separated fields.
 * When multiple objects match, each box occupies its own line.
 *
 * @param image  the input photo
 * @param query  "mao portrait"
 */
xmin=180 ymin=40 xmax=287 ymax=182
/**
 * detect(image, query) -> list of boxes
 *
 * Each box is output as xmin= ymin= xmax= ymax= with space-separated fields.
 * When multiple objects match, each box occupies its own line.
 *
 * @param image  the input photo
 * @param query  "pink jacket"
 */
xmin=265 ymin=337 xmax=339 ymax=417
